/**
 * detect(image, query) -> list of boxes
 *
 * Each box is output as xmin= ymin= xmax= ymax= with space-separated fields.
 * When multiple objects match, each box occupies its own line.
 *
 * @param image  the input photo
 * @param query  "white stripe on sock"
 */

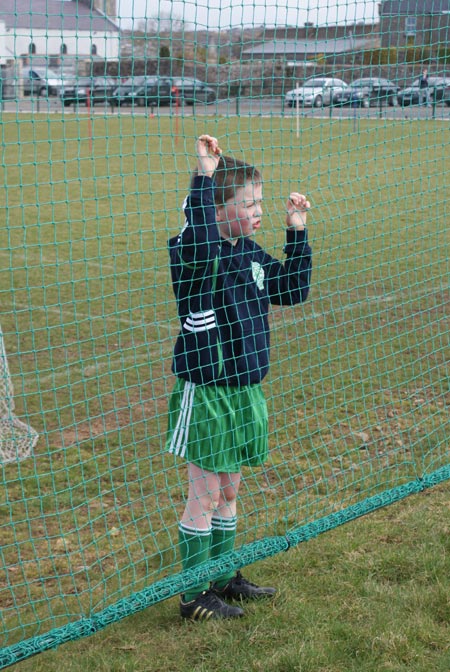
xmin=211 ymin=516 xmax=237 ymax=531
xmin=179 ymin=522 xmax=212 ymax=537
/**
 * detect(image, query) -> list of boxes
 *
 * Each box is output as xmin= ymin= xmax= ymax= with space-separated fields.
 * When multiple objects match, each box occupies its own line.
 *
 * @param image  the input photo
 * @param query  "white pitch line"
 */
xmin=10 ymin=282 xmax=448 ymax=339
xmin=23 ymin=346 xmax=174 ymax=388
xmin=0 ymin=249 xmax=172 ymax=277
xmin=10 ymin=301 xmax=176 ymax=332
xmin=14 ymin=282 xmax=448 ymax=391
xmin=0 ymin=248 xmax=118 ymax=273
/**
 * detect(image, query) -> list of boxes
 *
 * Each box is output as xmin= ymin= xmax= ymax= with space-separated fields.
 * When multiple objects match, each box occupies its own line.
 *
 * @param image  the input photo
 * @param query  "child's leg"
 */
xmin=179 ymin=462 xmax=221 ymax=601
xmin=210 ymin=471 xmax=277 ymax=601
xmin=210 ymin=472 xmax=241 ymax=588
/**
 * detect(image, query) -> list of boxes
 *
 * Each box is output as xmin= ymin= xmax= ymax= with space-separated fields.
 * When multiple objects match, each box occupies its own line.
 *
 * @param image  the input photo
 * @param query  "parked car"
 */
xmin=117 ymin=76 xmax=174 ymax=106
xmin=21 ymin=68 xmax=65 ymax=97
xmin=60 ymin=76 xmax=119 ymax=106
xmin=284 ymin=77 xmax=348 ymax=108
xmin=397 ymin=77 xmax=450 ymax=106
xmin=171 ymin=77 xmax=217 ymax=105
xmin=110 ymin=76 xmax=149 ymax=106
xmin=128 ymin=76 xmax=216 ymax=107
xmin=110 ymin=76 xmax=216 ymax=108
xmin=333 ymin=78 xmax=399 ymax=107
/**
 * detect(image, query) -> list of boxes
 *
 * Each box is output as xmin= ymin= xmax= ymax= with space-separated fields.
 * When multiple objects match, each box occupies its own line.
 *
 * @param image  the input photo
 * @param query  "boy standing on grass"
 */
xmin=166 ymin=134 xmax=312 ymax=620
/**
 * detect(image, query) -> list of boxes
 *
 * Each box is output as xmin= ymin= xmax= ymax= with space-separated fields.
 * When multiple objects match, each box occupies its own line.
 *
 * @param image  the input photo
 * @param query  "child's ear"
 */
xmin=216 ymin=205 xmax=225 ymax=222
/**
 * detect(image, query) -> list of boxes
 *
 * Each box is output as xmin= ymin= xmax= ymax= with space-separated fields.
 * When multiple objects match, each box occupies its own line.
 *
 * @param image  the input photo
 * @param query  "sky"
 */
xmin=117 ymin=0 xmax=380 ymax=30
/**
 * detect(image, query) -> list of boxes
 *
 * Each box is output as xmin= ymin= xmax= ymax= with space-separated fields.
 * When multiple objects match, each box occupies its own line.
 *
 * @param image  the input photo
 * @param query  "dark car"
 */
xmin=110 ymin=76 xmax=176 ymax=107
xmin=171 ymin=78 xmax=217 ymax=105
xmin=333 ymin=78 xmax=399 ymax=107
xmin=131 ymin=76 xmax=216 ymax=107
xmin=110 ymin=76 xmax=150 ymax=106
xmin=110 ymin=76 xmax=216 ymax=108
xmin=60 ymin=76 xmax=119 ymax=106
xmin=397 ymin=77 xmax=450 ymax=106
xmin=128 ymin=77 xmax=176 ymax=106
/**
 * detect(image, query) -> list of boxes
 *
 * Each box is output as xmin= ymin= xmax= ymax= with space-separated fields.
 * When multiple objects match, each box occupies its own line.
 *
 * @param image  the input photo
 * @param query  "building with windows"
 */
xmin=0 ymin=0 xmax=120 ymax=65
xmin=379 ymin=0 xmax=450 ymax=48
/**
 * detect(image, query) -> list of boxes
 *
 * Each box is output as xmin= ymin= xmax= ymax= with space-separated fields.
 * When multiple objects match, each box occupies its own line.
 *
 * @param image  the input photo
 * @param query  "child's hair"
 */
xmin=191 ymin=155 xmax=262 ymax=206
xmin=213 ymin=155 xmax=262 ymax=206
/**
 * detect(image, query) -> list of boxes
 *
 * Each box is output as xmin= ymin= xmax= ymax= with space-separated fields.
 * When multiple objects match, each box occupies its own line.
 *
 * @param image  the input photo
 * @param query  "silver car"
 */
xmin=21 ymin=68 xmax=65 ymax=97
xmin=285 ymin=77 xmax=348 ymax=108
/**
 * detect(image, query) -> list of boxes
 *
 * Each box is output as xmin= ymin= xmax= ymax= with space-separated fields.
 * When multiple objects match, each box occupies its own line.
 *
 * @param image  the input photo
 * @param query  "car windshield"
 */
xmin=32 ymin=69 xmax=60 ymax=77
xmin=351 ymin=80 xmax=374 ymax=88
xmin=303 ymin=79 xmax=326 ymax=87
xmin=174 ymin=78 xmax=202 ymax=86
xmin=121 ymin=76 xmax=146 ymax=87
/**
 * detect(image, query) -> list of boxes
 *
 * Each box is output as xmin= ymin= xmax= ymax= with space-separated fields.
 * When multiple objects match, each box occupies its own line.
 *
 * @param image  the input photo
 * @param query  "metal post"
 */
xmin=235 ymin=85 xmax=241 ymax=116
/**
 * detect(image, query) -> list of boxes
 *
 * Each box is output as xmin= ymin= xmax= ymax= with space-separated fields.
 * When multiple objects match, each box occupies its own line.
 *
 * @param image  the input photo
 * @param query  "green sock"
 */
xmin=178 ymin=523 xmax=211 ymax=601
xmin=210 ymin=515 xmax=237 ymax=588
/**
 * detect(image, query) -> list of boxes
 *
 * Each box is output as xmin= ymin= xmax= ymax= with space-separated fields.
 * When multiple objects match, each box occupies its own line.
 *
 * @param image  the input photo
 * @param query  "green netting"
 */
xmin=1 ymin=0 xmax=449 ymax=666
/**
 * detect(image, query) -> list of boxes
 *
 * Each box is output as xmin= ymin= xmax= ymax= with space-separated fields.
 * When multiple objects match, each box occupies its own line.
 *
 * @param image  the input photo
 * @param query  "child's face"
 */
xmin=217 ymin=182 xmax=263 ymax=241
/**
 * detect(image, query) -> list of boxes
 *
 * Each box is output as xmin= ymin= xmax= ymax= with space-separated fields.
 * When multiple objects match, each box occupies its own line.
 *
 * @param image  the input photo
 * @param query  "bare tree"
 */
xmin=137 ymin=12 xmax=189 ymax=34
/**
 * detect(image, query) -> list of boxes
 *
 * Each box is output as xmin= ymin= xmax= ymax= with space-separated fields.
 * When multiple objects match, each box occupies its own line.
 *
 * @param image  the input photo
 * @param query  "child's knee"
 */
xmin=219 ymin=486 xmax=238 ymax=506
xmin=197 ymin=491 xmax=220 ymax=513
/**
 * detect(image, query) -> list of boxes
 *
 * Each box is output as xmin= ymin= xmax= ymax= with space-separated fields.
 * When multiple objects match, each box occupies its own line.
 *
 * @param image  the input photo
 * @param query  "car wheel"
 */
xmin=362 ymin=97 xmax=370 ymax=108
xmin=445 ymin=100 xmax=450 ymax=107
xmin=313 ymin=95 xmax=323 ymax=108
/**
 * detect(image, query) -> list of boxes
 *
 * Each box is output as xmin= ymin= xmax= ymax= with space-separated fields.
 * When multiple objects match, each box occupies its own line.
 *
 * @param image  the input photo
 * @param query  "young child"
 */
xmin=166 ymin=134 xmax=312 ymax=620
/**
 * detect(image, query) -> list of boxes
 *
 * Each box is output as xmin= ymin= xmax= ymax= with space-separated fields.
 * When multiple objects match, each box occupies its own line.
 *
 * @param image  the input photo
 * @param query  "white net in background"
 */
xmin=0 ymin=327 xmax=39 ymax=463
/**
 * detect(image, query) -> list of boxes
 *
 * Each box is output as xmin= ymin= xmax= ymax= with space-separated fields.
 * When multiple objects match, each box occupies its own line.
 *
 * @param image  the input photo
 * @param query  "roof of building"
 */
xmin=0 ymin=0 xmax=120 ymax=31
xmin=380 ymin=0 xmax=450 ymax=15
xmin=243 ymin=37 xmax=370 ymax=58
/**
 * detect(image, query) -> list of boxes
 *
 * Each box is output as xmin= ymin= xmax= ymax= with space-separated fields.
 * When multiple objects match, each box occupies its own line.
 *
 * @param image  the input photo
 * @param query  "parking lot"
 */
xmin=2 ymin=95 xmax=450 ymax=120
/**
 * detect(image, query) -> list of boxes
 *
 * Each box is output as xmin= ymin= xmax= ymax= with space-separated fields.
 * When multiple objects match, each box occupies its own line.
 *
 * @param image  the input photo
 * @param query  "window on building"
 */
xmin=61 ymin=43 xmax=68 ymax=55
xmin=28 ymin=43 xmax=36 ymax=54
xmin=91 ymin=44 xmax=97 ymax=55
xmin=405 ymin=16 xmax=417 ymax=36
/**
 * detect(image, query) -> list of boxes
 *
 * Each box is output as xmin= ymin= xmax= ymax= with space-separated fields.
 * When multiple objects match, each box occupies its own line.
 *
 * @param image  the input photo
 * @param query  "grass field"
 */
xmin=8 ymin=483 xmax=450 ymax=672
xmin=0 ymin=111 xmax=449 ymax=668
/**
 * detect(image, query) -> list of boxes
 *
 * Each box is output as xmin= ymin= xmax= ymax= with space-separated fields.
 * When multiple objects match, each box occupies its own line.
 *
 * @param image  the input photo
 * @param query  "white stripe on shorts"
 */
xmin=168 ymin=380 xmax=195 ymax=458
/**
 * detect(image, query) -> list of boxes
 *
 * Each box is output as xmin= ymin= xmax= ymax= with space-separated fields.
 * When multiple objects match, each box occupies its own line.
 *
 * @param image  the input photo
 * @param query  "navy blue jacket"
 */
xmin=168 ymin=175 xmax=312 ymax=386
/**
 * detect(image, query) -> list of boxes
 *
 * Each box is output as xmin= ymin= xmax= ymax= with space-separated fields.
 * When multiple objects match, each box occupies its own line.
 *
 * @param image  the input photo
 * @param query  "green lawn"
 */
xmin=10 ymin=484 xmax=450 ymax=672
xmin=0 ymin=112 xmax=448 ymax=668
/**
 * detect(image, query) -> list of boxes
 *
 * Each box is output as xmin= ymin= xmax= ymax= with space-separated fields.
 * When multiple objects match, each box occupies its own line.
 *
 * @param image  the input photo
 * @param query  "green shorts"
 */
xmin=165 ymin=379 xmax=268 ymax=473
